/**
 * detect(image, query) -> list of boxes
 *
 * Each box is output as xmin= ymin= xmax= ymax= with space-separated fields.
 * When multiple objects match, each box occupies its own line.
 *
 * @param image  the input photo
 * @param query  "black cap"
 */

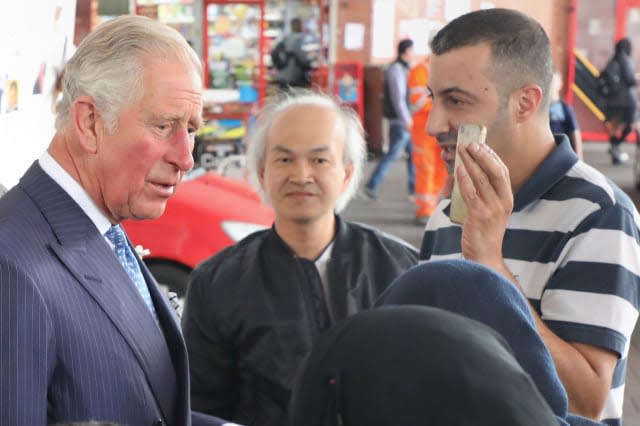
xmin=377 ymin=259 xmax=569 ymax=418
xmin=289 ymin=305 xmax=560 ymax=426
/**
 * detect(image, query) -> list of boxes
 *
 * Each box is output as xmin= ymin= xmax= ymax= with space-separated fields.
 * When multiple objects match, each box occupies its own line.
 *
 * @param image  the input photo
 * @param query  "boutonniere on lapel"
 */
xmin=134 ymin=245 xmax=151 ymax=260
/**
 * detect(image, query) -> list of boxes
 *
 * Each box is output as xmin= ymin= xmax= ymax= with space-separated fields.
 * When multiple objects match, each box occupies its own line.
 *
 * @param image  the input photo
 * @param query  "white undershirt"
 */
xmin=314 ymin=240 xmax=335 ymax=306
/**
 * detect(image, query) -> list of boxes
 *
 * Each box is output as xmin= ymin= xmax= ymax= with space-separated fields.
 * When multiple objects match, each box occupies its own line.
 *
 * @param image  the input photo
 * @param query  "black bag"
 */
xmin=270 ymin=40 xmax=289 ymax=71
xmin=597 ymin=60 xmax=624 ymax=98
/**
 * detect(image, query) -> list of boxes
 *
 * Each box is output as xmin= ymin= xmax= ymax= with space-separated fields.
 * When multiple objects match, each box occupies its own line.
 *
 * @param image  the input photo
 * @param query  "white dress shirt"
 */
xmin=39 ymin=151 xmax=112 ymax=238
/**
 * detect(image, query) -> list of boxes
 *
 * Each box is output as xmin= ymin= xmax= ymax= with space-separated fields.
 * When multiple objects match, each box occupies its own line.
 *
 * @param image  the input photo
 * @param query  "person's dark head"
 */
xmin=615 ymin=37 xmax=632 ymax=56
xmin=397 ymin=38 xmax=414 ymax=62
xmin=291 ymin=17 xmax=303 ymax=33
xmin=289 ymin=306 xmax=560 ymax=426
xmin=376 ymin=259 xmax=569 ymax=419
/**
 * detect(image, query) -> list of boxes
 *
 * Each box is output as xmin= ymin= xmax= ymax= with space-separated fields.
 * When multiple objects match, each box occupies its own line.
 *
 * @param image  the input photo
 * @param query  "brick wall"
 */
xmin=333 ymin=0 xmax=571 ymax=72
xmin=334 ymin=0 xmax=373 ymax=64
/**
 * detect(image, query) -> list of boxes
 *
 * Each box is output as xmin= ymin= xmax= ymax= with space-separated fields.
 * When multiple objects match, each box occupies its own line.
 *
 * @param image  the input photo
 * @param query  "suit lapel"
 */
xmin=139 ymin=258 xmax=191 ymax=425
xmin=20 ymin=163 xmax=180 ymax=423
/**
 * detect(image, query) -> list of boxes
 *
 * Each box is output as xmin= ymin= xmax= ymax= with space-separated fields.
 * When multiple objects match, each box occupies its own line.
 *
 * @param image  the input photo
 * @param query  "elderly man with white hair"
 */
xmin=182 ymin=90 xmax=418 ymax=426
xmin=0 ymin=15 xmax=228 ymax=426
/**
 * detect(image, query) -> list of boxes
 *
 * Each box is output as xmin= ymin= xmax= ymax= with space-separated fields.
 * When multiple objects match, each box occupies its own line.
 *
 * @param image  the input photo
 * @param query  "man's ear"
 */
xmin=71 ymin=96 xmax=102 ymax=154
xmin=258 ymin=165 xmax=266 ymax=188
xmin=343 ymin=162 xmax=354 ymax=189
xmin=514 ymin=84 xmax=543 ymax=123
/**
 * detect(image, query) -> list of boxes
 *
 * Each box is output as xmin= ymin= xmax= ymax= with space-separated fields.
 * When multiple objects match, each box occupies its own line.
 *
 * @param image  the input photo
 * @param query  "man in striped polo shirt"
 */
xmin=422 ymin=9 xmax=639 ymax=425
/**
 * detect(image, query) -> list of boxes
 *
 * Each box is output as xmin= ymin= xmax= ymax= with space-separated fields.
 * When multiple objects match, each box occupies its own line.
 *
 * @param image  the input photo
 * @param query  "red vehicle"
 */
xmin=122 ymin=169 xmax=274 ymax=297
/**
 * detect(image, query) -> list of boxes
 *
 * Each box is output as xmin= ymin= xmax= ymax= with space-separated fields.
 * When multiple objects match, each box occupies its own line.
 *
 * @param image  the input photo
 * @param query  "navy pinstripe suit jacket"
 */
xmin=0 ymin=162 xmax=225 ymax=426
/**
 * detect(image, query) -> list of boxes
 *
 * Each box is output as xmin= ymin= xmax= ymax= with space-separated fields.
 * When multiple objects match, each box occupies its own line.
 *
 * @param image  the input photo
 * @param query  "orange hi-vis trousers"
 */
xmin=411 ymin=120 xmax=447 ymax=217
xmin=409 ymin=60 xmax=447 ymax=217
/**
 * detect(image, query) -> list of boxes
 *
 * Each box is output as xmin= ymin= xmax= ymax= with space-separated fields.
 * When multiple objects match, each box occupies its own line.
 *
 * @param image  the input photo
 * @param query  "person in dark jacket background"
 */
xmin=364 ymin=38 xmax=415 ymax=200
xmin=549 ymin=70 xmax=583 ymax=159
xmin=273 ymin=17 xmax=314 ymax=89
xmin=603 ymin=37 xmax=637 ymax=164
xmin=182 ymin=90 xmax=418 ymax=426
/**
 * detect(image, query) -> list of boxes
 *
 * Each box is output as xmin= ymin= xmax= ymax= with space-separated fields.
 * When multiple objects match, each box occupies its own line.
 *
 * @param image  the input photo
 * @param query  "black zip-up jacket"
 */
xmin=606 ymin=53 xmax=638 ymax=109
xmin=182 ymin=215 xmax=418 ymax=426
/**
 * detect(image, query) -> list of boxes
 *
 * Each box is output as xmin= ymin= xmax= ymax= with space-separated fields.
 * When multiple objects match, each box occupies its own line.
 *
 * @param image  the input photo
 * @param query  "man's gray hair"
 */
xmin=246 ymin=90 xmax=366 ymax=213
xmin=55 ymin=15 xmax=201 ymax=133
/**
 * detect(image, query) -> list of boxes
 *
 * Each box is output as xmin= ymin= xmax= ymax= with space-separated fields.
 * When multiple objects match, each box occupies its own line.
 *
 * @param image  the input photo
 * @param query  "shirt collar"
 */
xmin=513 ymin=134 xmax=579 ymax=211
xmin=38 ymin=150 xmax=113 ymax=235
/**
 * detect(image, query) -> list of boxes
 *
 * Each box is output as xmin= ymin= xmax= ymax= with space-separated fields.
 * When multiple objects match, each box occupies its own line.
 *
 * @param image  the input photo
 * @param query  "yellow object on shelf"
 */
xmin=219 ymin=127 xmax=246 ymax=140
xmin=196 ymin=123 xmax=221 ymax=137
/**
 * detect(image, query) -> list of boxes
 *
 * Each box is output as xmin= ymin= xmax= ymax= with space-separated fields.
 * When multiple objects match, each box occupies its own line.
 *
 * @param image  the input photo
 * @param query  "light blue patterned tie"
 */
xmin=105 ymin=225 xmax=157 ymax=321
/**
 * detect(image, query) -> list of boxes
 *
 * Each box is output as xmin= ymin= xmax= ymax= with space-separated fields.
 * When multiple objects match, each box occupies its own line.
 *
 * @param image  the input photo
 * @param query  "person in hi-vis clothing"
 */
xmin=408 ymin=55 xmax=447 ymax=225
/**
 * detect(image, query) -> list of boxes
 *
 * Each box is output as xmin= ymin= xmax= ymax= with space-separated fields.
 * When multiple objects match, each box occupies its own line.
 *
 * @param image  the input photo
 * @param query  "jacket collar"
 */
xmin=512 ymin=135 xmax=578 ymax=212
xmin=395 ymin=57 xmax=410 ymax=69
xmin=20 ymin=161 xmax=98 ymax=247
xmin=266 ymin=215 xmax=346 ymax=260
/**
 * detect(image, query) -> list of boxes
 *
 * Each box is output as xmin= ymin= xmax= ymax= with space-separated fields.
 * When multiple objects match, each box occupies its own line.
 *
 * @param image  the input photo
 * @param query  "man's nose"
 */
xmin=426 ymin=104 xmax=447 ymax=138
xmin=289 ymin=160 xmax=313 ymax=183
xmin=169 ymin=128 xmax=195 ymax=172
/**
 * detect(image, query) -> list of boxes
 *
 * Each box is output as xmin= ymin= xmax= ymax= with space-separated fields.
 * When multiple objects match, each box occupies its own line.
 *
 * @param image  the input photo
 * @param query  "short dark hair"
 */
xmin=615 ymin=38 xmax=631 ymax=56
xmin=291 ymin=17 xmax=302 ymax=32
xmin=430 ymin=8 xmax=553 ymax=108
xmin=397 ymin=39 xmax=414 ymax=57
